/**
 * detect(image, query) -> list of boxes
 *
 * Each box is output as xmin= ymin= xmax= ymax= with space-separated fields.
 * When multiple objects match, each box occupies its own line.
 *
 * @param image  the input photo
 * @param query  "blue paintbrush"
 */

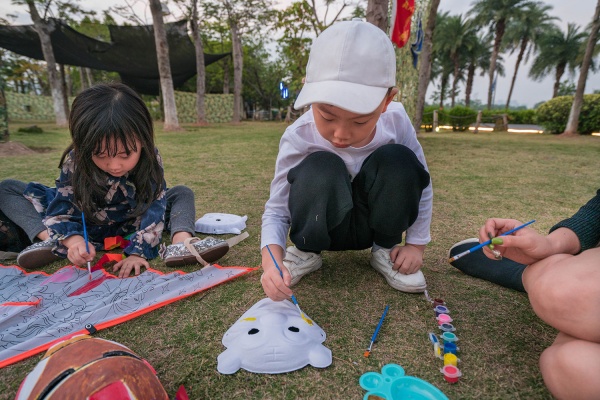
xmin=81 ymin=212 xmax=92 ymax=280
xmin=448 ymin=219 xmax=536 ymax=263
xmin=364 ymin=304 xmax=389 ymax=357
xmin=265 ymin=245 xmax=312 ymax=324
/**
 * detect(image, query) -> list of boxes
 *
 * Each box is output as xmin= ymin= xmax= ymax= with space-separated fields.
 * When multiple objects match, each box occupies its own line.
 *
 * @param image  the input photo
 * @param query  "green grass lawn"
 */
xmin=1 ymin=120 xmax=599 ymax=399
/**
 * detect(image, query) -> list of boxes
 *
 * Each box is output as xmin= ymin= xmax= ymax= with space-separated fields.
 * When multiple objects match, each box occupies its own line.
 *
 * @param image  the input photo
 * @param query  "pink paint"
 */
xmin=41 ymin=267 xmax=77 ymax=284
xmin=68 ymin=275 xmax=115 ymax=297
xmin=436 ymin=313 xmax=453 ymax=325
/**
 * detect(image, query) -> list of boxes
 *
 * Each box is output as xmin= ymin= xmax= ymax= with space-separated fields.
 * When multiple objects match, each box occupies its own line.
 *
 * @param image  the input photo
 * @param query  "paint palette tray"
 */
xmin=360 ymin=364 xmax=448 ymax=400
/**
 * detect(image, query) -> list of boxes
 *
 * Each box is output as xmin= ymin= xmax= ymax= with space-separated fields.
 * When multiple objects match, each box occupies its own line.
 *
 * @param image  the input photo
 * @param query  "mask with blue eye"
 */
xmin=217 ymin=298 xmax=332 ymax=374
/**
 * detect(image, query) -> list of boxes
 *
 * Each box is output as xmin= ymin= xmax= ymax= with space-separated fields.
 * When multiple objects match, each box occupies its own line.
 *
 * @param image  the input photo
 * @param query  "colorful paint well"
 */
xmin=439 ymin=323 xmax=456 ymax=333
xmin=434 ymin=305 xmax=449 ymax=316
xmin=441 ymin=332 xmax=458 ymax=343
xmin=434 ymin=342 xmax=443 ymax=359
xmin=441 ymin=365 xmax=462 ymax=384
xmin=444 ymin=353 xmax=459 ymax=367
xmin=443 ymin=342 xmax=458 ymax=355
xmin=433 ymin=298 xmax=446 ymax=308
xmin=436 ymin=313 xmax=453 ymax=325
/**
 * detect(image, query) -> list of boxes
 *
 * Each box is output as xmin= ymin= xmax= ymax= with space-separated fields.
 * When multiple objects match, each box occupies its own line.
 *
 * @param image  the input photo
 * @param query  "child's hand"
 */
xmin=390 ymin=243 xmax=425 ymax=274
xmin=113 ymin=255 xmax=149 ymax=278
xmin=261 ymin=245 xmax=294 ymax=301
xmin=64 ymin=235 xmax=96 ymax=266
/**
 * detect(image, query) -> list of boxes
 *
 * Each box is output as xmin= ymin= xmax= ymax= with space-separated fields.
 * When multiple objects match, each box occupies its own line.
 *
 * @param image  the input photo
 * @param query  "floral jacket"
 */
xmin=24 ymin=149 xmax=167 ymax=260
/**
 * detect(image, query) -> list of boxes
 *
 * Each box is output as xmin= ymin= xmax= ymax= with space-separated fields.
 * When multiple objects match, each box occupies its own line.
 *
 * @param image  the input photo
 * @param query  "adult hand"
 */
xmin=479 ymin=218 xmax=554 ymax=265
xmin=390 ymin=243 xmax=425 ymax=274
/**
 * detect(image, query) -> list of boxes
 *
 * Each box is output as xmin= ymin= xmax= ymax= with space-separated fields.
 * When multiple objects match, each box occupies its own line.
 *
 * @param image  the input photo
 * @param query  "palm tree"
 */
xmin=468 ymin=0 xmax=535 ymax=109
xmin=564 ymin=0 xmax=600 ymax=135
xmin=430 ymin=49 xmax=454 ymax=108
xmin=464 ymin=33 xmax=492 ymax=107
xmin=433 ymin=14 xmax=476 ymax=107
xmin=431 ymin=11 xmax=454 ymax=108
xmin=529 ymin=23 xmax=587 ymax=98
xmin=502 ymin=2 xmax=556 ymax=109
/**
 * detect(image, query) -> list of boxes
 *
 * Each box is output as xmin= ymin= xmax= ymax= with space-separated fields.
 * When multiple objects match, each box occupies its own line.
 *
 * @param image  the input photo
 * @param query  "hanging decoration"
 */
xmin=390 ymin=0 xmax=416 ymax=48
xmin=410 ymin=13 xmax=424 ymax=68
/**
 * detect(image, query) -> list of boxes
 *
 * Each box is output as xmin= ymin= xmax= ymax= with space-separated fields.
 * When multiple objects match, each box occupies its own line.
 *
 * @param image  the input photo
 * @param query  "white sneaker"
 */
xmin=370 ymin=249 xmax=427 ymax=293
xmin=283 ymin=246 xmax=323 ymax=286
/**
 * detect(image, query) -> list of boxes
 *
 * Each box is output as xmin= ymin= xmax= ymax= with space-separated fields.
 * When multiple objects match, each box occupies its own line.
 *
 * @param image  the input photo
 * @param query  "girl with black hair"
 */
xmin=0 ymin=83 xmax=227 ymax=277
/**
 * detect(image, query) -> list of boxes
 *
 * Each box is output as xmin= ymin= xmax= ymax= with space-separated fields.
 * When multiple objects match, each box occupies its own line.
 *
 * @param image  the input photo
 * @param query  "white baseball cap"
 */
xmin=294 ymin=18 xmax=396 ymax=114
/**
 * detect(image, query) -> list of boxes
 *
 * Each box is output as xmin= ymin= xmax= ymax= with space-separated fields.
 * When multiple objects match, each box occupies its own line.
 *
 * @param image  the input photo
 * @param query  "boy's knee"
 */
xmin=289 ymin=152 xmax=346 ymax=184
xmin=302 ymin=151 xmax=344 ymax=171
xmin=365 ymin=145 xmax=429 ymax=187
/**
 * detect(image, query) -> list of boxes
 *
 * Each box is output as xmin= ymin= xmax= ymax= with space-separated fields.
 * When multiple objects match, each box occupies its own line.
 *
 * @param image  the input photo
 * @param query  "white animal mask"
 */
xmin=217 ymin=298 xmax=332 ymax=374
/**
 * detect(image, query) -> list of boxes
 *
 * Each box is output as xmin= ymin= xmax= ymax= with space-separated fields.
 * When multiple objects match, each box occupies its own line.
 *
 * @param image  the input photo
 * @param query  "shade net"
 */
xmin=0 ymin=19 xmax=229 ymax=95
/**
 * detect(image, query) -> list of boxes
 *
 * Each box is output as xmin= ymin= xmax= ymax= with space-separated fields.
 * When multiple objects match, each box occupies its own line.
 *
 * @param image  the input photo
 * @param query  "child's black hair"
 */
xmin=59 ymin=82 xmax=164 ymax=224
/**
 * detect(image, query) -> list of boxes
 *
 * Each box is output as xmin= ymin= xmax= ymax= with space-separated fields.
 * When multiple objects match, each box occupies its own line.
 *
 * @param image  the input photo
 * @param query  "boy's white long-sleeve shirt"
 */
xmin=261 ymin=102 xmax=433 ymax=250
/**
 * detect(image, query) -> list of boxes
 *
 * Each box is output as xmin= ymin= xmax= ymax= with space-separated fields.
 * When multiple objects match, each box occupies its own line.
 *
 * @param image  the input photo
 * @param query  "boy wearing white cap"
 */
xmin=260 ymin=19 xmax=433 ymax=300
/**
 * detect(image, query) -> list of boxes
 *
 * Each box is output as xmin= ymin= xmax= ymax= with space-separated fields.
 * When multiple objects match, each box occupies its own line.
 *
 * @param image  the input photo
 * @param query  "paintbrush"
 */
xmin=364 ymin=304 xmax=389 ymax=357
xmin=265 ymin=245 xmax=312 ymax=325
xmin=448 ymin=219 xmax=536 ymax=263
xmin=81 ymin=212 xmax=92 ymax=280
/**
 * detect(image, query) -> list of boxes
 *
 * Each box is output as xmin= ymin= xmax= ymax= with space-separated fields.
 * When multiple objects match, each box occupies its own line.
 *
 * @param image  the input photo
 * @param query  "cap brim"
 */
xmin=294 ymin=81 xmax=389 ymax=114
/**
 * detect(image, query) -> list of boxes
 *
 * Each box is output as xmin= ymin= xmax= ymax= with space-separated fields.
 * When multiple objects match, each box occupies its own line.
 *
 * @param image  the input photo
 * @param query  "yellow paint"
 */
xmin=242 ymin=317 xmax=256 ymax=321
xmin=301 ymin=314 xmax=313 ymax=326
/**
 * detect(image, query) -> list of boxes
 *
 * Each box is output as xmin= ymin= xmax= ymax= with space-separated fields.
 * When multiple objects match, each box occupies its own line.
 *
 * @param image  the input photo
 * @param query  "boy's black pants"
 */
xmin=287 ymin=144 xmax=430 ymax=252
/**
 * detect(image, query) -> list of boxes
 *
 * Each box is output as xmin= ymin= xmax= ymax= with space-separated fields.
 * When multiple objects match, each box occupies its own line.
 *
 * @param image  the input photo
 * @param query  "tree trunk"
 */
xmin=149 ymin=0 xmax=180 ymax=131
xmin=78 ymin=67 xmax=87 ymax=90
xmin=26 ymin=1 xmax=68 ymax=127
xmin=553 ymin=63 xmax=565 ymax=98
xmin=223 ymin=58 xmax=230 ymax=94
xmin=0 ymin=85 xmax=8 ymax=141
xmin=230 ymin=20 xmax=243 ymax=123
xmin=366 ymin=0 xmax=389 ymax=32
xmin=191 ymin=0 xmax=208 ymax=125
xmin=487 ymin=18 xmax=506 ymax=110
xmin=465 ymin=64 xmax=475 ymax=107
xmin=505 ymin=37 xmax=528 ymax=109
xmin=439 ymin=74 xmax=448 ymax=108
xmin=564 ymin=0 xmax=600 ymax=135
xmin=58 ymin=64 xmax=70 ymax=116
xmin=413 ymin=0 xmax=440 ymax=133
xmin=85 ymin=68 xmax=93 ymax=87
xmin=65 ymin=65 xmax=73 ymax=96
xmin=451 ymin=56 xmax=459 ymax=107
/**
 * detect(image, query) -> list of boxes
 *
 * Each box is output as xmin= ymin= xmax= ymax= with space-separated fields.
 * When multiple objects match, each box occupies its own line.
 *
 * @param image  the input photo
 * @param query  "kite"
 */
xmin=0 ymin=262 xmax=256 ymax=369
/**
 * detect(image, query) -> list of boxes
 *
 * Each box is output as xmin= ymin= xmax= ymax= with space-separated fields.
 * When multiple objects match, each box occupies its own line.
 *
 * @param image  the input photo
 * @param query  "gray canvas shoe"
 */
xmin=17 ymin=239 xmax=62 ymax=270
xmin=159 ymin=237 xmax=230 ymax=268
xmin=283 ymin=246 xmax=323 ymax=286
xmin=370 ymin=248 xmax=427 ymax=293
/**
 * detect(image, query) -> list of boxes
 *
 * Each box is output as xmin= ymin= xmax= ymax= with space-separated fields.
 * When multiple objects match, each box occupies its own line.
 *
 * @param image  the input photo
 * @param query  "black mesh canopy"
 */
xmin=0 ymin=19 xmax=229 ymax=95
